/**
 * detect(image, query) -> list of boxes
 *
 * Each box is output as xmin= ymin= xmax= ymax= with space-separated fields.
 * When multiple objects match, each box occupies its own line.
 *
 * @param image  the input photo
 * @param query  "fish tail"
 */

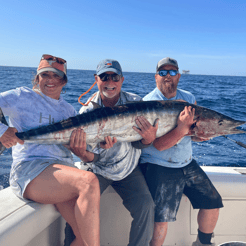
xmin=0 ymin=107 xmax=8 ymax=155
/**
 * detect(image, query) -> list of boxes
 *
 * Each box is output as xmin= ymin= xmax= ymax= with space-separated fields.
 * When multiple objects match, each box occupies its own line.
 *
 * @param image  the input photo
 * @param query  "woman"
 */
xmin=0 ymin=54 xmax=100 ymax=246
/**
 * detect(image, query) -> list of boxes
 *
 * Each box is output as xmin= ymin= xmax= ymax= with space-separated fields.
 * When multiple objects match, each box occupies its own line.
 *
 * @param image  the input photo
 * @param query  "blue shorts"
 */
xmin=140 ymin=160 xmax=223 ymax=222
xmin=9 ymin=159 xmax=73 ymax=201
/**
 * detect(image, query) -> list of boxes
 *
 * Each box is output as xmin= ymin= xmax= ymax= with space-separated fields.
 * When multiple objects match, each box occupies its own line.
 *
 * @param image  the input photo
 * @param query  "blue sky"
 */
xmin=0 ymin=0 xmax=246 ymax=76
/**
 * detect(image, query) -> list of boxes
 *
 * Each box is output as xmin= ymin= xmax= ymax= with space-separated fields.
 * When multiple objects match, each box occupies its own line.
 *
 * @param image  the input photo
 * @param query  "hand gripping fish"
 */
xmin=0 ymin=100 xmax=245 ymax=154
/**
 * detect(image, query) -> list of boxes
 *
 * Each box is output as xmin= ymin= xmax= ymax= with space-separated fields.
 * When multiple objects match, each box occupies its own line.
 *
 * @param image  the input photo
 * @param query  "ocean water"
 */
xmin=0 ymin=66 xmax=246 ymax=188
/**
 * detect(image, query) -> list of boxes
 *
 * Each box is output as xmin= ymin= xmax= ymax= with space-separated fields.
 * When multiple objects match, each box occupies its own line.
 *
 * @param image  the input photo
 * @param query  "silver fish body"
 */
xmin=16 ymin=101 xmax=246 ymax=146
xmin=0 ymin=101 xmax=245 ymax=153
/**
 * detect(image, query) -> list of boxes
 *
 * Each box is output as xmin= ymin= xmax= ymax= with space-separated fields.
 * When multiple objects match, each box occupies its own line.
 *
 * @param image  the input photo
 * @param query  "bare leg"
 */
xmin=24 ymin=164 xmax=100 ymax=246
xmin=197 ymin=209 xmax=220 ymax=233
xmin=55 ymin=199 xmax=83 ymax=245
xmin=150 ymin=222 xmax=168 ymax=246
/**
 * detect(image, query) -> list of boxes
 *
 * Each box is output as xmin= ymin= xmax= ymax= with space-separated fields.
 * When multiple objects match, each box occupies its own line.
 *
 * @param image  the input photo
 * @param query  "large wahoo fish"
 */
xmin=0 ymin=100 xmax=245 ymax=154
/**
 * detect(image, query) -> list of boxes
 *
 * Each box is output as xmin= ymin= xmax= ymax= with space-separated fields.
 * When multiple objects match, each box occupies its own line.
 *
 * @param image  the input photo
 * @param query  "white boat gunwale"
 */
xmin=1 ymin=165 xmax=246 ymax=246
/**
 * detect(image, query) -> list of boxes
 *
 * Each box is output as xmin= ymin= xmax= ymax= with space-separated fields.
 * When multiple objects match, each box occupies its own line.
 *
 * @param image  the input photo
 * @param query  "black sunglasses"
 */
xmin=158 ymin=70 xmax=178 ymax=77
xmin=98 ymin=73 xmax=121 ymax=82
xmin=42 ymin=54 xmax=66 ymax=64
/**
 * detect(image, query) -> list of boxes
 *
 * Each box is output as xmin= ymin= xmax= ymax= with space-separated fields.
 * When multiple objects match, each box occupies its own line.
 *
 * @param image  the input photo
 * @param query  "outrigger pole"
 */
xmin=223 ymin=135 xmax=246 ymax=149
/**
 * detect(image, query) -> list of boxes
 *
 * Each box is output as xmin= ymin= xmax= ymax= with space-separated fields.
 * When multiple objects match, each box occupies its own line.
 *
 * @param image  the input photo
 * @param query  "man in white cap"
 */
xmin=140 ymin=57 xmax=223 ymax=246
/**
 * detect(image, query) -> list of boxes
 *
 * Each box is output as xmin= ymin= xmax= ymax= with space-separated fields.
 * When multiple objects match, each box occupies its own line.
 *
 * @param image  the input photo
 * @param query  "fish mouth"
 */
xmin=191 ymin=128 xmax=246 ymax=139
xmin=227 ymin=125 xmax=246 ymax=135
xmin=235 ymin=120 xmax=246 ymax=127
xmin=228 ymin=120 xmax=246 ymax=132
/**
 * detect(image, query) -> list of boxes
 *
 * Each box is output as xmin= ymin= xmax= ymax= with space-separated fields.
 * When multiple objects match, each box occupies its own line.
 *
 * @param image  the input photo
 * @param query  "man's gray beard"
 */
xmin=160 ymin=82 xmax=177 ymax=95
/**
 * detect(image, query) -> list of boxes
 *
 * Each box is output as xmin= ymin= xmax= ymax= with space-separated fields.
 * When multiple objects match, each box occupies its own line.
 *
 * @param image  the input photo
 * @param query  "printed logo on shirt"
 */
xmin=39 ymin=113 xmax=55 ymax=125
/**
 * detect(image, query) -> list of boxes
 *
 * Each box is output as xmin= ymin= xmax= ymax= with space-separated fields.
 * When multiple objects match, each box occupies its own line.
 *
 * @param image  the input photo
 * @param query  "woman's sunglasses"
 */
xmin=41 ymin=54 xmax=66 ymax=64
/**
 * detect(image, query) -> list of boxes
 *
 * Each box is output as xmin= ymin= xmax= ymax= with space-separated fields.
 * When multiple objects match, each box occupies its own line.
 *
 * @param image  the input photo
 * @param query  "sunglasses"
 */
xmin=99 ymin=73 xmax=121 ymax=82
xmin=41 ymin=54 xmax=67 ymax=64
xmin=158 ymin=70 xmax=178 ymax=77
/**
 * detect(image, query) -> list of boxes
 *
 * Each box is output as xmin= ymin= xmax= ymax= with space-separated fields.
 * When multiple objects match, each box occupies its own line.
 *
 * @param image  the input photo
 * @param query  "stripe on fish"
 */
xmin=0 ymin=101 xmax=245 ymax=154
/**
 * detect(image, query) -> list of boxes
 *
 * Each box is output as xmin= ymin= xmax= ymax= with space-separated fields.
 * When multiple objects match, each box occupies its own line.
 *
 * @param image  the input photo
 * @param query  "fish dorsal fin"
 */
xmin=90 ymin=101 xmax=102 ymax=110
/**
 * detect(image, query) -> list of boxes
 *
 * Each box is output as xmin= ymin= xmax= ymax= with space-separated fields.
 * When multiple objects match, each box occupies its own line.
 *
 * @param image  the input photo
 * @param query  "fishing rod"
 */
xmin=223 ymin=135 xmax=246 ymax=149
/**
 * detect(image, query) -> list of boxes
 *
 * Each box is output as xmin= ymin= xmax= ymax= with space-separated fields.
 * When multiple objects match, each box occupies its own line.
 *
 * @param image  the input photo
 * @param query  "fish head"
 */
xmin=189 ymin=107 xmax=246 ymax=139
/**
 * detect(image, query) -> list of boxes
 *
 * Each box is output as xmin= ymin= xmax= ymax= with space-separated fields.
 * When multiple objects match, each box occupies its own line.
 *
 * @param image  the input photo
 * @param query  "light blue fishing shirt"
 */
xmin=79 ymin=91 xmax=142 ymax=181
xmin=140 ymin=87 xmax=196 ymax=168
xmin=0 ymin=87 xmax=77 ymax=167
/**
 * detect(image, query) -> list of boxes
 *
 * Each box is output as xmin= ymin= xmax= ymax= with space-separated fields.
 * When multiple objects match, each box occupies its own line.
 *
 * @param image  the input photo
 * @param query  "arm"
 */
xmin=0 ymin=90 xmax=24 ymax=148
xmin=0 ymin=105 xmax=24 ymax=148
xmin=0 ymin=127 xmax=24 ymax=148
xmin=153 ymin=106 xmax=195 ymax=151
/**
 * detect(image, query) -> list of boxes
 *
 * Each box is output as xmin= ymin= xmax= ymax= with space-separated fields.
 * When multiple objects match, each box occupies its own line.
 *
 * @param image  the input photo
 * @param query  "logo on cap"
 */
xmin=106 ymin=62 xmax=112 ymax=66
xmin=47 ymin=60 xmax=56 ymax=66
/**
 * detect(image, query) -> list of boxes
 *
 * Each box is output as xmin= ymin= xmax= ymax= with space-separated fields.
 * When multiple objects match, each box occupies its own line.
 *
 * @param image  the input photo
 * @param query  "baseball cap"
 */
xmin=96 ymin=59 xmax=123 ymax=76
xmin=156 ymin=57 xmax=179 ymax=72
xmin=37 ymin=54 xmax=67 ymax=80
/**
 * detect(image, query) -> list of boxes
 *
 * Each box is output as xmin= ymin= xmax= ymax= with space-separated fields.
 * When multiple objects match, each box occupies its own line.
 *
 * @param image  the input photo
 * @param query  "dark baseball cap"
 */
xmin=156 ymin=57 xmax=179 ymax=72
xmin=96 ymin=59 xmax=123 ymax=76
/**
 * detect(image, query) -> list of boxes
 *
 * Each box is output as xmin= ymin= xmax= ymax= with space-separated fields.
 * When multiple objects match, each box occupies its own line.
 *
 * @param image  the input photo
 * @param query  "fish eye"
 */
xmin=218 ymin=119 xmax=223 ymax=125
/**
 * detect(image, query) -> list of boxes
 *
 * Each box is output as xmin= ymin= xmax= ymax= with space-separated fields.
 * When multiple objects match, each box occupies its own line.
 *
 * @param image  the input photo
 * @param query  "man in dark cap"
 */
xmin=65 ymin=59 xmax=158 ymax=246
xmin=140 ymin=57 xmax=223 ymax=246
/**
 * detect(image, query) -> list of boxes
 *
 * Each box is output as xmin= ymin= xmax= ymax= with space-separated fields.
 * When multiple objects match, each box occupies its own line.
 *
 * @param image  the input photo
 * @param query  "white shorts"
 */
xmin=9 ymin=159 xmax=73 ymax=201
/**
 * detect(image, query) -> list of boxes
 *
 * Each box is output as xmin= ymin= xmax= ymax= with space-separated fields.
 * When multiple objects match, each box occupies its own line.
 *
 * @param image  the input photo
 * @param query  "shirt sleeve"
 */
xmin=0 ymin=90 xmax=17 ymax=137
xmin=0 ymin=88 xmax=21 ymax=111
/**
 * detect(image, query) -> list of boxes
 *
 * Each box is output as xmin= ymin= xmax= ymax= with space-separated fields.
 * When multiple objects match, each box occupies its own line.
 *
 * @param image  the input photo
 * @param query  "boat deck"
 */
xmin=1 ymin=166 xmax=246 ymax=246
